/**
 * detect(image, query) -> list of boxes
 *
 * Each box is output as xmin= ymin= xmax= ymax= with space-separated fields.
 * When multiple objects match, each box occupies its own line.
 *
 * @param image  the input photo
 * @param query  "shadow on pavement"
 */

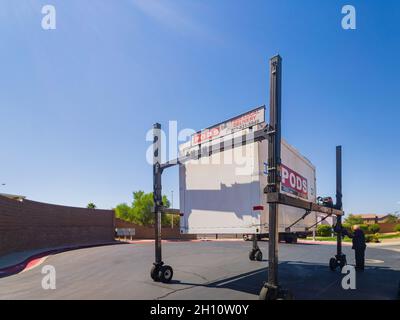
xmin=173 ymin=261 xmax=400 ymax=300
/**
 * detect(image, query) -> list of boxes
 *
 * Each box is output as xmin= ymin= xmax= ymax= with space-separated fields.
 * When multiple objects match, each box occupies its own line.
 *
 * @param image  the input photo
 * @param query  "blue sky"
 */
xmin=0 ymin=0 xmax=399 ymax=215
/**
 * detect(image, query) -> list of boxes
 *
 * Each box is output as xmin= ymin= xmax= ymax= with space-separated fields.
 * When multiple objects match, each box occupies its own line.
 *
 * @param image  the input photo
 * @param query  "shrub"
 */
xmin=368 ymin=224 xmax=380 ymax=234
xmin=317 ymin=224 xmax=332 ymax=237
xmin=365 ymin=234 xmax=380 ymax=243
xmin=359 ymin=224 xmax=369 ymax=234
xmin=371 ymin=234 xmax=380 ymax=243
xmin=394 ymin=224 xmax=400 ymax=232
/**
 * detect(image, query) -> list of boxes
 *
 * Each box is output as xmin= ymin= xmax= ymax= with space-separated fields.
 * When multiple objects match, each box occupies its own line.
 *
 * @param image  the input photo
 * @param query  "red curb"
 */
xmin=298 ymin=240 xmax=352 ymax=246
xmin=0 ymin=242 xmax=120 ymax=278
xmin=123 ymin=239 xmax=244 ymax=244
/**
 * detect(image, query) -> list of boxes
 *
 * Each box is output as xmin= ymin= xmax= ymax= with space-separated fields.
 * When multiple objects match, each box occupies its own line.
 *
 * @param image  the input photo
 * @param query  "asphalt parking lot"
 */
xmin=0 ymin=241 xmax=399 ymax=300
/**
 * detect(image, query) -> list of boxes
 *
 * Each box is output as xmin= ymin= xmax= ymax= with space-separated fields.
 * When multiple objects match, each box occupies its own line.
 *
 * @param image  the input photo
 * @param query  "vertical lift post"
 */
xmin=150 ymin=123 xmax=174 ymax=283
xmin=259 ymin=55 xmax=287 ymax=300
xmin=259 ymin=56 xmax=345 ymax=299
xmin=329 ymin=146 xmax=347 ymax=270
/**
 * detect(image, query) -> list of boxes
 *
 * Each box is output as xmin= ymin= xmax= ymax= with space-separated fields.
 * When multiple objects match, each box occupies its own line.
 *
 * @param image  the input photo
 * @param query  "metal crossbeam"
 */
xmin=160 ymin=126 xmax=268 ymax=170
xmin=267 ymin=192 xmax=344 ymax=216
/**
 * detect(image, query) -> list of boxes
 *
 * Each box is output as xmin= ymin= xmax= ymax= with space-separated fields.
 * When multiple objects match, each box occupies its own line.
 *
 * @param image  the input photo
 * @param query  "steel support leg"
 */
xmin=150 ymin=123 xmax=174 ymax=283
xmin=260 ymin=55 xmax=291 ymax=300
xmin=267 ymin=203 xmax=279 ymax=287
xmin=329 ymin=146 xmax=346 ymax=271
xmin=154 ymin=163 xmax=163 ymax=266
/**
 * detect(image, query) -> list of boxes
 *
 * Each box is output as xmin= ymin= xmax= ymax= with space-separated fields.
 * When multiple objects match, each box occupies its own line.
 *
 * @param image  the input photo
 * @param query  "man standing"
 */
xmin=348 ymin=225 xmax=367 ymax=271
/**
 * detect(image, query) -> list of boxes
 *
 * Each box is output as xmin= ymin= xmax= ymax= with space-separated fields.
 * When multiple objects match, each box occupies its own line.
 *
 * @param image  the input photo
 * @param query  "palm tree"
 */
xmin=87 ymin=203 xmax=97 ymax=209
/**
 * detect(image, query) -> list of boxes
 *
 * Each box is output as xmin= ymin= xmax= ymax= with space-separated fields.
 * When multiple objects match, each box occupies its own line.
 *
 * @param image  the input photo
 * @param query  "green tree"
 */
xmin=115 ymin=191 xmax=172 ymax=227
xmin=344 ymin=214 xmax=364 ymax=226
xmin=87 ymin=203 xmax=96 ymax=209
xmin=386 ymin=214 xmax=399 ymax=224
xmin=359 ymin=224 xmax=369 ymax=234
xmin=115 ymin=203 xmax=132 ymax=221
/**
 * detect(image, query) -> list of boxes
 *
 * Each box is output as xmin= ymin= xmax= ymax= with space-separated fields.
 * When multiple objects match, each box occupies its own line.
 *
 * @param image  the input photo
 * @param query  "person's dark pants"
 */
xmin=355 ymin=248 xmax=365 ymax=270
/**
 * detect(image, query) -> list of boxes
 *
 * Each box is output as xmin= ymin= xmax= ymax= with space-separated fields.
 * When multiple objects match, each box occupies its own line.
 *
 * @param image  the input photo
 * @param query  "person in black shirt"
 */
xmin=347 ymin=225 xmax=366 ymax=271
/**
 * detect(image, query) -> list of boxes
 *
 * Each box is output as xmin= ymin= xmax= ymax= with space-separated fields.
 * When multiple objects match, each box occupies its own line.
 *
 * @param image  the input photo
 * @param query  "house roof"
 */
xmin=0 ymin=193 xmax=26 ymax=201
xmin=355 ymin=214 xmax=388 ymax=219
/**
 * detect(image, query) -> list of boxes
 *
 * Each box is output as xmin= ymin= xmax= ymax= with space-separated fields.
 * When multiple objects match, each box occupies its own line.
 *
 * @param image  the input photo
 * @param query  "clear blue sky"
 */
xmin=0 ymin=0 xmax=399 ymax=215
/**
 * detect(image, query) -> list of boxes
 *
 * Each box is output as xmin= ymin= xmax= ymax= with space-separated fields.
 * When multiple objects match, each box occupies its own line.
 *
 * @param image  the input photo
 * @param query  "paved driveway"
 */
xmin=0 ymin=241 xmax=399 ymax=300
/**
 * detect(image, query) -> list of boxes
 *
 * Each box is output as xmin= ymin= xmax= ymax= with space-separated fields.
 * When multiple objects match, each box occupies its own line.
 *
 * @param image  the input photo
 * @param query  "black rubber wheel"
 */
xmin=255 ymin=250 xmax=263 ymax=261
xmin=259 ymin=286 xmax=293 ymax=300
xmin=151 ymin=265 xmax=161 ymax=281
xmin=285 ymin=237 xmax=293 ymax=244
xmin=158 ymin=265 xmax=173 ymax=283
xmin=249 ymin=250 xmax=256 ymax=261
xmin=338 ymin=257 xmax=347 ymax=269
xmin=281 ymin=290 xmax=294 ymax=300
xmin=329 ymin=257 xmax=337 ymax=271
xmin=398 ymin=281 xmax=400 ymax=298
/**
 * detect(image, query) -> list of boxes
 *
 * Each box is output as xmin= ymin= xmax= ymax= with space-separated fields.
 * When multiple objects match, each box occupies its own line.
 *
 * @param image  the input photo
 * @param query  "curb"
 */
xmin=0 ymin=242 xmax=121 ymax=278
xmin=298 ymin=240 xmax=352 ymax=246
xmin=123 ymin=238 xmax=244 ymax=244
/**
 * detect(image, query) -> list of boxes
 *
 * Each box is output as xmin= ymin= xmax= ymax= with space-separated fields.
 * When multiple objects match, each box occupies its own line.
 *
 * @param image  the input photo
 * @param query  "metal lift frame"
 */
xmin=150 ymin=55 xmax=346 ymax=299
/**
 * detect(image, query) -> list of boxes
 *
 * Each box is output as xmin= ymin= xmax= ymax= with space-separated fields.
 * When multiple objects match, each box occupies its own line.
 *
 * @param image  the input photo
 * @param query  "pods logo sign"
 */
xmin=192 ymin=127 xmax=221 ymax=145
xmin=281 ymin=164 xmax=308 ymax=199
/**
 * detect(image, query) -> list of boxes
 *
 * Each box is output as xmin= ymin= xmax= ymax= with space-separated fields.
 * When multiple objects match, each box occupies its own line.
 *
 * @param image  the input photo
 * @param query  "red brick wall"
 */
xmin=0 ymin=195 xmax=115 ymax=257
xmin=115 ymin=218 xmax=196 ymax=240
xmin=378 ymin=223 xmax=399 ymax=233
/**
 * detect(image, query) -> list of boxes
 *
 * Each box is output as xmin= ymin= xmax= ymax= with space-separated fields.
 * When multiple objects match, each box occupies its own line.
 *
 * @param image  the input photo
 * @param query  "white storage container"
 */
xmin=179 ymin=107 xmax=317 ymax=235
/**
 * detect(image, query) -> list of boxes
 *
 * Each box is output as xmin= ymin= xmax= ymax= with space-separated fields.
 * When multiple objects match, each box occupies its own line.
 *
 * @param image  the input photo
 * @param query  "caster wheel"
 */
xmin=151 ymin=265 xmax=161 ymax=281
xmin=158 ymin=265 xmax=173 ymax=283
xmin=285 ymin=237 xmax=293 ymax=244
xmin=338 ymin=257 xmax=347 ymax=269
xmin=329 ymin=257 xmax=337 ymax=271
xmin=249 ymin=250 xmax=256 ymax=261
xmin=259 ymin=285 xmax=292 ymax=300
xmin=280 ymin=290 xmax=294 ymax=300
xmin=255 ymin=250 xmax=263 ymax=261
xmin=398 ymin=281 xmax=400 ymax=298
xmin=259 ymin=286 xmax=277 ymax=300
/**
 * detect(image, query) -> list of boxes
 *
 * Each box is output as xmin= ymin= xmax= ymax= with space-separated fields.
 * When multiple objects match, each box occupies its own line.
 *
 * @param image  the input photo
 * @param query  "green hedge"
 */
xmin=368 ymin=224 xmax=380 ymax=234
xmin=395 ymin=224 xmax=400 ymax=232
xmin=317 ymin=225 xmax=332 ymax=237
xmin=365 ymin=234 xmax=380 ymax=243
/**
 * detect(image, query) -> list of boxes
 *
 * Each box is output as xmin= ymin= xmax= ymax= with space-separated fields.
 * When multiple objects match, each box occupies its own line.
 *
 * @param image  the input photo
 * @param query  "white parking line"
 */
xmin=216 ymin=269 xmax=265 ymax=287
